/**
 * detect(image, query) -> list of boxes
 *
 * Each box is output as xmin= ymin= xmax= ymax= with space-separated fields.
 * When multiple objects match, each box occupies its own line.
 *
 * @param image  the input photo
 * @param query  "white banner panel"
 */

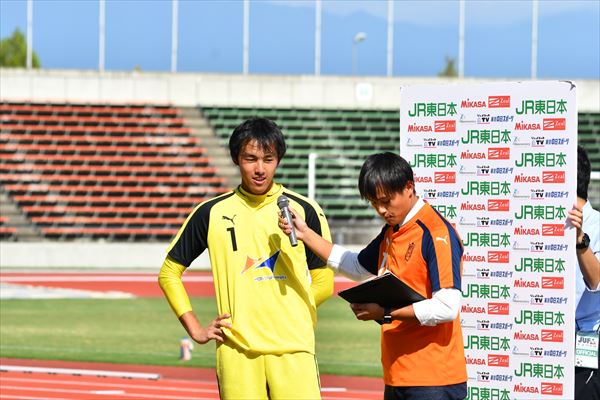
xmin=400 ymin=81 xmax=577 ymax=399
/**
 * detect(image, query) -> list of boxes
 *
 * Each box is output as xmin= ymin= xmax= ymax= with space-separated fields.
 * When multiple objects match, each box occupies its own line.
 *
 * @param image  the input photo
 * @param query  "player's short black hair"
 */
xmin=358 ymin=152 xmax=414 ymax=202
xmin=229 ymin=117 xmax=286 ymax=164
xmin=577 ymin=145 xmax=591 ymax=200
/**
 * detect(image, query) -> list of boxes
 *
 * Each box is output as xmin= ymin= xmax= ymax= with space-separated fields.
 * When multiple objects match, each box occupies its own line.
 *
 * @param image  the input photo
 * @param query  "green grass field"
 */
xmin=0 ymin=296 xmax=382 ymax=377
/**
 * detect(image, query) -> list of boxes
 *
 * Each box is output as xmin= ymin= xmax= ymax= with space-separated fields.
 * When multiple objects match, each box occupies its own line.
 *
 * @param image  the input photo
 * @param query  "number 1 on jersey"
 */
xmin=227 ymin=227 xmax=238 ymax=251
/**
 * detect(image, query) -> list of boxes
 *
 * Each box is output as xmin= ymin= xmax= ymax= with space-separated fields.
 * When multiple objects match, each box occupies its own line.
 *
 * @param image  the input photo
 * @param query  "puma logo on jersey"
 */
xmin=222 ymin=215 xmax=236 ymax=225
xmin=436 ymin=235 xmax=449 ymax=244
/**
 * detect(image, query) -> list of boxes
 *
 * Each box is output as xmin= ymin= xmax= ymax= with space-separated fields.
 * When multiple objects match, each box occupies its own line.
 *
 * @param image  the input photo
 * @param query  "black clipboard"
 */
xmin=338 ymin=271 xmax=425 ymax=308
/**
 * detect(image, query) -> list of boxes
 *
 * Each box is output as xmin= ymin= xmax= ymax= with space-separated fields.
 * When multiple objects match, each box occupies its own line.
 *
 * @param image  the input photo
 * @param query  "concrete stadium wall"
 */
xmin=1 ymin=68 xmax=599 ymax=111
xmin=0 ymin=242 xmax=210 ymax=269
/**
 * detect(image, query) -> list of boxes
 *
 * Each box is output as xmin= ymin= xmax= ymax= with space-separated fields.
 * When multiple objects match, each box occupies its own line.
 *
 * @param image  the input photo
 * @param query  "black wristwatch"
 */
xmin=576 ymin=233 xmax=590 ymax=250
xmin=383 ymin=307 xmax=393 ymax=324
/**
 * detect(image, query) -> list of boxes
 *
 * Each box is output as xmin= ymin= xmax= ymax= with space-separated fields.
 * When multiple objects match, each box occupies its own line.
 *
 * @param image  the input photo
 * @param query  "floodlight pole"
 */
xmin=243 ymin=0 xmax=249 ymax=74
xmin=386 ymin=0 xmax=394 ymax=77
xmin=171 ymin=0 xmax=178 ymax=73
xmin=99 ymin=0 xmax=105 ymax=72
xmin=314 ymin=0 xmax=321 ymax=76
xmin=531 ymin=0 xmax=539 ymax=80
xmin=458 ymin=0 xmax=464 ymax=78
xmin=26 ymin=0 xmax=32 ymax=69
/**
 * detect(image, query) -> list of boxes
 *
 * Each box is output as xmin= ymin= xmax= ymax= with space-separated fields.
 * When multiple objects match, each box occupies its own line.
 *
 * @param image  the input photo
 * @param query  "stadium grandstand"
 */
xmin=0 ymin=69 xmax=599 ymax=266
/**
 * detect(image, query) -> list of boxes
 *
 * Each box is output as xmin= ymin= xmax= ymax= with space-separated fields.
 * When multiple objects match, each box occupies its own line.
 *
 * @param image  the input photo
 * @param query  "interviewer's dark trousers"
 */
xmin=384 ymin=382 xmax=467 ymax=400
xmin=576 ymin=367 xmax=600 ymax=399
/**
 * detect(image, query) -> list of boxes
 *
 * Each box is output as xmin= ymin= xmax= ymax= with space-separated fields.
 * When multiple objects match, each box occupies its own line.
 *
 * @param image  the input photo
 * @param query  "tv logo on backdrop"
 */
xmin=477 ymin=114 xmax=490 ymax=124
xmin=423 ymin=138 xmax=437 ymax=148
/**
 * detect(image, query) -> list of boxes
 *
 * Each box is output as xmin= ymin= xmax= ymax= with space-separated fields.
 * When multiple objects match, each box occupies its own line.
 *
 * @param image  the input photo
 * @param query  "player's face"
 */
xmin=369 ymin=183 xmax=415 ymax=226
xmin=237 ymin=140 xmax=279 ymax=195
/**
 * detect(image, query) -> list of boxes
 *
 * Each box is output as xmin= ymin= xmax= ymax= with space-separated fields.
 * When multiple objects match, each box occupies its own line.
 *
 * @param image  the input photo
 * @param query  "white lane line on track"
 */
xmin=0 ymin=395 xmax=72 ymax=400
xmin=90 ymin=390 xmax=126 ymax=395
xmin=0 ymin=366 xmax=159 ymax=380
xmin=0 ymin=284 xmax=134 ymax=300
xmin=0 ymin=376 xmax=219 ymax=393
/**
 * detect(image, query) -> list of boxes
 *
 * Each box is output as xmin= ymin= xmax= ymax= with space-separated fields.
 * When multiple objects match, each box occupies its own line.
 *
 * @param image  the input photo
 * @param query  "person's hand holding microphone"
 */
xmin=277 ymin=195 xmax=309 ymax=244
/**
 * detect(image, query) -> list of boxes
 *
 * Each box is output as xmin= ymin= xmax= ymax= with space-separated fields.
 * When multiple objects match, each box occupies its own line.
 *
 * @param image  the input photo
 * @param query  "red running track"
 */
xmin=0 ymin=271 xmax=357 ymax=297
xmin=0 ymin=358 xmax=383 ymax=400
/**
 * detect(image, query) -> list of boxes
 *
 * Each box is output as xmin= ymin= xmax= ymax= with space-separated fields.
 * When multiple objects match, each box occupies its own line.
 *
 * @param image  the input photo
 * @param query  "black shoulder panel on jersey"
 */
xmin=283 ymin=192 xmax=326 ymax=270
xmin=357 ymin=225 xmax=388 ymax=275
xmin=168 ymin=192 xmax=235 ymax=268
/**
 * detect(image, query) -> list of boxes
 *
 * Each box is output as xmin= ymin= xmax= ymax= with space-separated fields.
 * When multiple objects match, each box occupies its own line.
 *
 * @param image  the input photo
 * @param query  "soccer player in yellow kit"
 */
xmin=158 ymin=117 xmax=333 ymax=399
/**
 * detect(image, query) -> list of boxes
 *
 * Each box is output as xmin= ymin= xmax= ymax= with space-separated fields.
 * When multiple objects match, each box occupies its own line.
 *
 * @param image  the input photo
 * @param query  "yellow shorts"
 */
xmin=216 ymin=344 xmax=321 ymax=399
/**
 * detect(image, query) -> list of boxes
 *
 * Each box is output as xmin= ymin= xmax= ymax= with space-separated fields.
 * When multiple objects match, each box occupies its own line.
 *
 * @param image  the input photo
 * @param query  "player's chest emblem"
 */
xmin=405 ymin=242 xmax=415 ymax=261
xmin=241 ymin=250 xmax=281 ymax=274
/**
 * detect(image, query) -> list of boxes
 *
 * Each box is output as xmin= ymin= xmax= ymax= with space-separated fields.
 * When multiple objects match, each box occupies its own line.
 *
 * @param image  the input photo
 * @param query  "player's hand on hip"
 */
xmin=194 ymin=313 xmax=232 ymax=344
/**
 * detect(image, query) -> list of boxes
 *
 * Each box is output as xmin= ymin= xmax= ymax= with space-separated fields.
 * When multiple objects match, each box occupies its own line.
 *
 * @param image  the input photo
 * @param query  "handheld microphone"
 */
xmin=277 ymin=195 xmax=298 ymax=247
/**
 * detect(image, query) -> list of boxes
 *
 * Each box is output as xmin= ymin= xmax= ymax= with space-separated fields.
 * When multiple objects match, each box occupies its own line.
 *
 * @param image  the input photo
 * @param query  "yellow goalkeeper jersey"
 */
xmin=167 ymin=183 xmax=331 ymax=355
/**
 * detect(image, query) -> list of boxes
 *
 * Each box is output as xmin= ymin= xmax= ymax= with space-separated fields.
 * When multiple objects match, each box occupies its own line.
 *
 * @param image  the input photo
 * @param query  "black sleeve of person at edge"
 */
xmin=356 ymin=225 xmax=388 ymax=276
xmin=168 ymin=193 xmax=234 ymax=267
xmin=284 ymin=192 xmax=329 ymax=270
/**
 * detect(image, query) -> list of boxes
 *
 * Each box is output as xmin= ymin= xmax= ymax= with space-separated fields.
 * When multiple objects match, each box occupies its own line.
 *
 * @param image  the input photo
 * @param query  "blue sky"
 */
xmin=1 ymin=0 xmax=599 ymax=79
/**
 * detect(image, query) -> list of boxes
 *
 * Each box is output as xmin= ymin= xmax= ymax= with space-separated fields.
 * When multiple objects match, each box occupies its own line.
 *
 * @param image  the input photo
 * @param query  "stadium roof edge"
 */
xmin=1 ymin=68 xmax=598 ymax=112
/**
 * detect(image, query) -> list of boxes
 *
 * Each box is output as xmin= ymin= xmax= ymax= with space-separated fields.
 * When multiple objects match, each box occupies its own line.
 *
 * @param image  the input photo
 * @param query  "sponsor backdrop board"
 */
xmin=400 ymin=81 xmax=577 ymax=399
